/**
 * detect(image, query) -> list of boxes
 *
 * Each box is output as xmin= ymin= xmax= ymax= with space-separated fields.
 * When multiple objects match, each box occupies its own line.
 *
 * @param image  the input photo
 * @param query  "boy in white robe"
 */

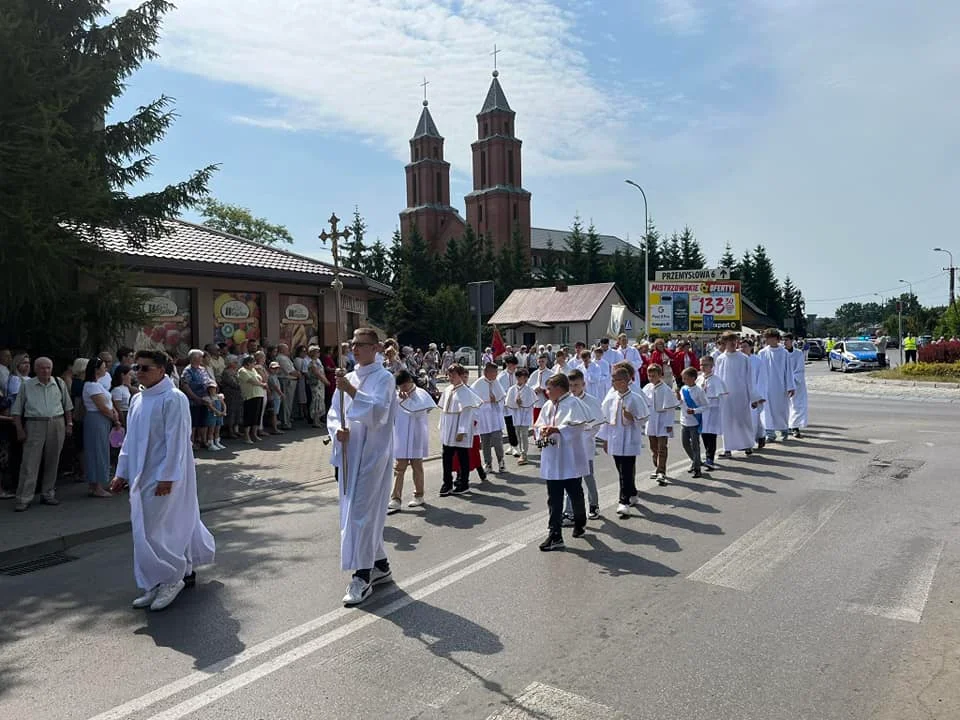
xmin=757 ymin=328 xmax=796 ymax=442
xmin=784 ymin=333 xmax=808 ymax=437
xmin=696 ymin=355 xmax=727 ymax=470
xmin=580 ymin=350 xmax=604 ymax=400
xmin=471 ymin=362 xmax=507 ymax=474
xmin=600 ymin=337 xmax=622 ymax=368
xmin=505 ymin=368 xmax=535 ymax=465
xmin=328 ymin=328 xmax=399 ymax=606
xmin=438 ymin=364 xmax=482 ymax=496
xmin=616 ymin=334 xmax=643 ymax=383
xmin=739 ymin=338 xmax=767 ymax=450
xmin=497 ymin=356 xmax=520 ymax=456
xmin=534 ymin=374 xmax=592 ymax=551
xmin=597 ymin=362 xmax=650 ymax=518
xmin=591 ymin=347 xmax=611 ymax=398
xmin=110 ymin=350 xmax=215 ymax=612
xmin=529 ymin=353 xmax=554 ymax=424
xmin=389 ymin=369 xmax=436 ymax=511
xmin=563 ymin=369 xmax=605 ymax=522
xmin=716 ymin=333 xmax=761 ymax=457
xmin=643 ymin=363 xmax=679 ymax=485
xmin=679 ymin=367 xmax=710 ymax=478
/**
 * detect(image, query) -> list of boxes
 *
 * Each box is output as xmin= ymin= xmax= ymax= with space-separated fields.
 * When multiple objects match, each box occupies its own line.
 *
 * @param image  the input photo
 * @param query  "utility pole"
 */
xmin=625 ymin=179 xmax=649 ymax=337
xmin=933 ymin=247 xmax=955 ymax=306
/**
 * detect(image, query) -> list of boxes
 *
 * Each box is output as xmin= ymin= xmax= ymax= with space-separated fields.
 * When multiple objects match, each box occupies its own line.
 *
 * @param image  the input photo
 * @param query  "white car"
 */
xmin=455 ymin=346 xmax=476 ymax=367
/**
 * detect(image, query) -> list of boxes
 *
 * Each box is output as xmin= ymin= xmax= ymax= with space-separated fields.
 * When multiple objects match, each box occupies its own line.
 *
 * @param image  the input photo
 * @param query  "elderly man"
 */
xmin=204 ymin=343 xmax=225 ymax=382
xmin=275 ymin=343 xmax=299 ymax=429
xmin=12 ymin=357 xmax=73 ymax=511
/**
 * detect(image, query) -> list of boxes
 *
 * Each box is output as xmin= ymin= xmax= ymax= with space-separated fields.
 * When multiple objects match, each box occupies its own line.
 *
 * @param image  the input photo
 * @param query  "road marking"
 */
xmin=688 ymin=493 xmax=846 ymax=591
xmin=486 ymin=681 xmax=616 ymax=719
xmin=846 ymin=540 xmax=944 ymax=623
xmin=867 ymin=438 xmax=895 ymax=444
xmin=144 ymin=543 xmax=526 ymax=720
xmin=87 ymin=541 xmax=501 ymax=720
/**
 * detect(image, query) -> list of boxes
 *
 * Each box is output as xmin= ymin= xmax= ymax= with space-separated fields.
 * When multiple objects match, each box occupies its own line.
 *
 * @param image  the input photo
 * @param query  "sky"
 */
xmin=106 ymin=0 xmax=960 ymax=316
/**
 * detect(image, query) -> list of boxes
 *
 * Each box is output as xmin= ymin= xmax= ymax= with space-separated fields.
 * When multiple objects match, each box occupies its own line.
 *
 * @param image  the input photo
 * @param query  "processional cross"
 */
xmin=319 ymin=213 xmax=352 ymax=492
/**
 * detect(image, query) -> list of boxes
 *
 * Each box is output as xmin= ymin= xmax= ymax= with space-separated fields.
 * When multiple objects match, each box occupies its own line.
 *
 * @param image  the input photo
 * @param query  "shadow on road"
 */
xmin=421 ymin=506 xmax=487 ymax=530
xmin=593 ymin=518 xmax=682 ymax=553
xmin=566 ymin=534 xmax=680 ymax=578
xmin=637 ymin=491 xmax=721 ymax=514
xmin=668 ymin=478 xmax=742 ymax=498
xmin=637 ymin=506 xmax=724 ymax=536
xmin=383 ymin=525 xmax=422 ymax=552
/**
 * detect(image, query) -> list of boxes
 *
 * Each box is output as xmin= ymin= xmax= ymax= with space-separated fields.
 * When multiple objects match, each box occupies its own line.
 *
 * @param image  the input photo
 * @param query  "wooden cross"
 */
xmin=491 ymin=44 xmax=501 ymax=71
xmin=420 ymin=76 xmax=430 ymax=103
xmin=319 ymin=213 xmax=352 ymax=272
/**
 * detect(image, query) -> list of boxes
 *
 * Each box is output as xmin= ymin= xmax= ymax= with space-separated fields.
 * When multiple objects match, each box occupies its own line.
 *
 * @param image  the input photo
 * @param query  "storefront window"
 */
xmin=130 ymin=288 xmax=193 ymax=360
xmin=279 ymin=294 xmax=319 ymax=351
xmin=213 ymin=291 xmax=262 ymax=350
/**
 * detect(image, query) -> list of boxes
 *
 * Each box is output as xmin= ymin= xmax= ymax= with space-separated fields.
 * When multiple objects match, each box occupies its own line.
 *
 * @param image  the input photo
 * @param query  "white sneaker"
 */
xmin=370 ymin=565 xmax=393 ymax=586
xmin=387 ymin=498 xmax=402 ymax=511
xmin=511 ymin=447 xmax=520 ymax=457
xmin=342 ymin=576 xmax=372 ymax=606
xmin=215 ymin=441 xmax=226 ymax=450
xmin=407 ymin=496 xmax=425 ymax=507
xmin=132 ymin=587 xmax=158 ymax=609
xmin=149 ymin=580 xmax=185 ymax=611
xmin=629 ymin=495 xmax=642 ymax=507
xmin=483 ymin=464 xmax=493 ymax=473
xmin=649 ymin=471 xmax=659 ymax=480
xmin=616 ymin=503 xmax=631 ymax=517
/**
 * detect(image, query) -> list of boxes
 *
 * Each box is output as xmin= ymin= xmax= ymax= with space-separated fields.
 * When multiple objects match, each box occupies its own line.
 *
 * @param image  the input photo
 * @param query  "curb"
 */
xmin=0 ymin=451 xmax=447 ymax=568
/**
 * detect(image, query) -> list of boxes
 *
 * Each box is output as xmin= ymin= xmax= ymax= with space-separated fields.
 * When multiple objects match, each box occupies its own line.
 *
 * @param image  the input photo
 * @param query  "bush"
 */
xmin=918 ymin=340 xmax=960 ymax=363
xmin=897 ymin=362 xmax=960 ymax=379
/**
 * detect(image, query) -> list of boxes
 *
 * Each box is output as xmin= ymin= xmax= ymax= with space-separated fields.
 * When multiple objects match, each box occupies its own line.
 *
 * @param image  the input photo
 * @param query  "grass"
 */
xmin=869 ymin=365 xmax=960 ymax=384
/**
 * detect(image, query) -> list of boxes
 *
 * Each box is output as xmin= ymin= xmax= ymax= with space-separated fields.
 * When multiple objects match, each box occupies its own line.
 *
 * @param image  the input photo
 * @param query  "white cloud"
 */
xmin=656 ymin=0 xmax=703 ymax=35
xmin=114 ymin=0 xmax=637 ymax=178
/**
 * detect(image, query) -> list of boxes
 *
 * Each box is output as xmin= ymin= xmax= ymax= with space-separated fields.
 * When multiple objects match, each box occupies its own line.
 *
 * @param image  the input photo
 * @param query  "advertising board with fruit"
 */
xmin=131 ymin=288 xmax=193 ymax=359
xmin=213 ymin=291 xmax=261 ymax=350
xmin=279 ymin=295 xmax=319 ymax=351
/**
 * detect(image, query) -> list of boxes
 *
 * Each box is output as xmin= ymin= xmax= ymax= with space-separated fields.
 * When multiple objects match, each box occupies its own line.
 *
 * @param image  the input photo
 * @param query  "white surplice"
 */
xmin=786 ymin=347 xmax=808 ymax=428
xmin=602 ymin=348 xmax=623 ymax=368
xmin=438 ymin=383 xmax=483 ymax=448
xmin=715 ymin=350 xmax=760 ymax=451
xmin=643 ymin=381 xmax=680 ymax=436
xmin=534 ymin=393 xmax=592 ymax=480
xmin=597 ymin=387 xmax=649 ymax=456
xmin=505 ymin=383 xmax=536 ymax=427
xmin=470 ymin=377 xmax=506 ymax=434
xmin=573 ymin=391 xmax=605 ymax=463
xmin=748 ymin=353 xmax=766 ymax=440
xmin=618 ymin=345 xmax=643 ymax=382
xmin=117 ymin=377 xmax=215 ymax=591
xmin=529 ymin=367 xmax=555 ymax=408
xmin=497 ymin=370 xmax=516 ymax=420
xmin=582 ymin=361 xmax=606 ymax=400
xmin=394 ymin=386 xmax=436 ymax=460
xmin=696 ymin=372 xmax=728 ymax=436
xmin=757 ymin=345 xmax=795 ymax=433
xmin=327 ymin=362 xmax=398 ymax=571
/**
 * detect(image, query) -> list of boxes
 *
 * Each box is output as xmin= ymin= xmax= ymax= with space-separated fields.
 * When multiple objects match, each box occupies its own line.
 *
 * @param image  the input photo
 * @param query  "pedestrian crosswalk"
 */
xmin=486 ymin=682 xmax=617 ymax=720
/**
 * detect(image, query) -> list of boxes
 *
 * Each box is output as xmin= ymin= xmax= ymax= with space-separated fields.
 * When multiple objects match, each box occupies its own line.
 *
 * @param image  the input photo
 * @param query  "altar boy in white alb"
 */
xmin=389 ymin=369 xmax=436 ymax=511
xmin=438 ymin=364 xmax=483 ymax=496
xmin=327 ymin=328 xmax=399 ymax=607
xmin=757 ymin=328 xmax=796 ymax=442
xmin=505 ymin=368 xmax=535 ymax=465
xmin=111 ymin=350 xmax=215 ymax=612
xmin=784 ymin=333 xmax=807 ymax=438
xmin=471 ymin=362 xmax=507 ymax=473
xmin=534 ymin=374 xmax=592 ymax=552
xmin=597 ymin=362 xmax=650 ymax=518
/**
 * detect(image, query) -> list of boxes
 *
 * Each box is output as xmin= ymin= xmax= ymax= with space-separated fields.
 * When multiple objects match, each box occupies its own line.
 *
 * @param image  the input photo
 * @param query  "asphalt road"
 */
xmin=2 ymin=386 xmax=959 ymax=720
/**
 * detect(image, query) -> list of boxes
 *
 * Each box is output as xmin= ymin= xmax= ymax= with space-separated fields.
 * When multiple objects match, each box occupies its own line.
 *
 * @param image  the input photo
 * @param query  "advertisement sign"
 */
xmin=213 ymin=291 xmax=261 ymax=349
xmin=647 ymin=279 xmax=741 ymax=334
xmin=654 ymin=268 xmax=731 ymax=281
xmin=280 ymin=294 xmax=319 ymax=350
xmin=131 ymin=288 xmax=193 ymax=358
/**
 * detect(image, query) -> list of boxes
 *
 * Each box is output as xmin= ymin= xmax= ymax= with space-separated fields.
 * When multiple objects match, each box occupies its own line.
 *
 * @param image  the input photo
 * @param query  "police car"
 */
xmin=828 ymin=340 xmax=880 ymax=372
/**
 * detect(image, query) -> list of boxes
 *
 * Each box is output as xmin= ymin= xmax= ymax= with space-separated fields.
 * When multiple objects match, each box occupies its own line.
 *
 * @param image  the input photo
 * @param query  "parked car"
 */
xmin=805 ymin=339 xmax=826 ymax=360
xmin=455 ymin=346 xmax=476 ymax=367
xmin=828 ymin=340 xmax=880 ymax=372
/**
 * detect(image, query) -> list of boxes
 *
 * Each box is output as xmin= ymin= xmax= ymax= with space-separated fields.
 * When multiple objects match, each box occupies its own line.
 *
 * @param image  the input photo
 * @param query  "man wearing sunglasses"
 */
xmin=109 ymin=350 xmax=215 ymax=611
xmin=327 ymin=328 xmax=398 ymax=606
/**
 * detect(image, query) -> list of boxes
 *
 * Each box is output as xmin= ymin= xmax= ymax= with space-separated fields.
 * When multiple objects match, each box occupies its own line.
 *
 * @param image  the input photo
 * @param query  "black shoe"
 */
xmin=745 ymin=448 xmax=753 ymax=456
xmin=588 ymin=506 xmax=600 ymax=520
xmin=720 ymin=451 xmax=732 ymax=458
xmin=451 ymin=483 xmax=469 ymax=495
xmin=793 ymin=429 xmax=802 ymax=438
xmin=757 ymin=437 xmax=766 ymax=449
xmin=439 ymin=484 xmax=452 ymax=497
xmin=539 ymin=535 xmax=565 ymax=552
xmin=692 ymin=471 xmax=703 ymax=479
xmin=183 ymin=572 xmax=196 ymax=588
xmin=686 ymin=466 xmax=696 ymax=474
xmin=657 ymin=476 xmax=669 ymax=486
xmin=572 ymin=526 xmax=586 ymax=539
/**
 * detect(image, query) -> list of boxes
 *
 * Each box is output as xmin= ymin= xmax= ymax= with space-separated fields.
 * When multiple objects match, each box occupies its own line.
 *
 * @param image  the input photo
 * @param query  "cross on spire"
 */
xmin=420 ymin=76 xmax=430 ymax=105
xmin=491 ymin=44 xmax=501 ymax=73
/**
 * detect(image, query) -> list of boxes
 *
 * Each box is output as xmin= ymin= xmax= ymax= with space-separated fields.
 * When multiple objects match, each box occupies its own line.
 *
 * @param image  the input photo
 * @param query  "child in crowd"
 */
xmin=266 ymin=362 xmax=284 ymax=436
xmin=205 ymin=384 xmax=227 ymax=450
xmin=678 ymin=367 xmax=709 ymax=478
xmin=563 ymin=368 xmax=605 ymax=523
xmin=529 ymin=353 xmax=554 ymax=424
xmin=696 ymin=354 xmax=727 ymax=470
xmin=471 ymin=362 xmax=507 ymax=474
xmin=438 ymin=364 xmax=482 ymax=496
xmin=390 ymin=369 xmax=436 ymax=511
xmin=643 ymin=363 xmax=679 ymax=486
xmin=498 ymin=356 xmax=520 ymax=456
xmin=598 ymin=362 xmax=650 ymax=518
xmin=505 ymin=368 xmax=535 ymax=465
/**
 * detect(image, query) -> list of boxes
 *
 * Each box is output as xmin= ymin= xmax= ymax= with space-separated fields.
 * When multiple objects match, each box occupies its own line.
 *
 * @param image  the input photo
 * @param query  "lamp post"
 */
xmin=898 ymin=279 xmax=913 ymax=365
xmin=624 ymin=179 xmax=649 ymax=337
xmin=932 ymin=247 xmax=955 ymax=306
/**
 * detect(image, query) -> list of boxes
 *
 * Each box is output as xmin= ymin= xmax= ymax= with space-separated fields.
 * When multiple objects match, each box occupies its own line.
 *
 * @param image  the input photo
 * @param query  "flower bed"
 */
xmin=918 ymin=340 xmax=960 ymax=364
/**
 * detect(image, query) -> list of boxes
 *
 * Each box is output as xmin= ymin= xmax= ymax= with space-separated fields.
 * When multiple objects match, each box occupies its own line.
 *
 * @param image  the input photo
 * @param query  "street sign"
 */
xmin=468 ymin=281 xmax=495 ymax=314
xmin=654 ymin=268 xmax=731 ymax=281
xmin=624 ymin=319 xmax=632 ymax=331
xmin=647 ymin=279 xmax=742 ymax=334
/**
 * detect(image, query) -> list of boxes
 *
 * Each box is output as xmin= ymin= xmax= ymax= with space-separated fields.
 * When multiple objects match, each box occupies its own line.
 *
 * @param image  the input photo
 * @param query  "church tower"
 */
xmin=399 ymin=95 xmax=465 ymax=255
xmin=464 ymin=69 xmax=531 ymax=253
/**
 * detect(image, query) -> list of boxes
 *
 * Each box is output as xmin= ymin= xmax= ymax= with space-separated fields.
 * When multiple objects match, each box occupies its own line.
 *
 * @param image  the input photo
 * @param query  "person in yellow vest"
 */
xmin=825 ymin=337 xmax=835 ymax=354
xmin=903 ymin=334 xmax=918 ymax=364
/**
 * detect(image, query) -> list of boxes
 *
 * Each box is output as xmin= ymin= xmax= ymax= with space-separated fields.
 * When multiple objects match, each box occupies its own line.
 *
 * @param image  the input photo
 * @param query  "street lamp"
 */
xmin=624 ymin=179 xmax=649 ymax=337
xmin=898 ymin=279 xmax=913 ymax=364
xmin=932 ymin=247 xmax=955 ymax=306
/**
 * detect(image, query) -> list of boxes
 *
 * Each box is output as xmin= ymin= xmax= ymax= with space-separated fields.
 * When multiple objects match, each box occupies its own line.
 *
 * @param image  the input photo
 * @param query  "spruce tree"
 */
xmin=510 ymin=224 xmax=531 ymax=285
xmin=0 ymin=0 xmax=215 ymax=352
xmin=365 ymin=239 xmax=390 ymax=285
xmin=720 ymin=242 xmax=737 ymax=273
xmin=564 ymin=215 xmax=587 ymax=284
xmin=749 ymin=245 xmax=782 ymax=321
xmin=342 ymin=206 xmax=367 ymax=271
xmin=538 ymin=237 xmax=562 ymax=287
xmin=678 ymin=226 xmax=707 ymax=269
xmin=641 ymin=224 xmax=662 ymax=285
xmin=662 ymin=232 xmax=682 ymax=270
xmin=738 ymin=249 xmax=755 ymax=300
xmin=388 ymin=228 xmax=404 ymax=286
xmin=584 ymin=222 xmax=605 ymax=283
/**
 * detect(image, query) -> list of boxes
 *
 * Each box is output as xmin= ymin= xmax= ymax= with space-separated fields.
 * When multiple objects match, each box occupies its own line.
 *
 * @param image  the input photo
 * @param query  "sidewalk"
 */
xmin=0 ymin=420 xmax=449 ymax=566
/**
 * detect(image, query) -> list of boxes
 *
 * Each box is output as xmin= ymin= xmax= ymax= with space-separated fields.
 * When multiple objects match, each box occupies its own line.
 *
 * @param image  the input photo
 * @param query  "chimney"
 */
xmin=555 ymin=281 xmax=568 ymax=292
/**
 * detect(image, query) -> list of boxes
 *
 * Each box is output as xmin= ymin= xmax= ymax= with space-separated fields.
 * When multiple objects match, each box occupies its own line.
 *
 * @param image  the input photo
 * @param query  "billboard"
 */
xmin=130 ymin=288 xmax=193 ymax=359
xmin=280 ymin=294 xmax=319 ymax=351
xmin=648 ymin=279 xmax=741 ymax=334
xmin=213 ymin=291 xmax=262 ymax=350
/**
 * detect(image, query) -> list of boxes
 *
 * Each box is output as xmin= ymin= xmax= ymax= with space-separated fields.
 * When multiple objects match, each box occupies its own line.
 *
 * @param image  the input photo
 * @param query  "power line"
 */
xmin=805 ymin=271 xmax=948 ymax=305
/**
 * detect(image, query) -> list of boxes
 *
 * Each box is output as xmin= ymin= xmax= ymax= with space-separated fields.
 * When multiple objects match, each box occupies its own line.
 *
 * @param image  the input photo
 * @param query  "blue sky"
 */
xmin=108 ymin=0 xmax=960 ymax=315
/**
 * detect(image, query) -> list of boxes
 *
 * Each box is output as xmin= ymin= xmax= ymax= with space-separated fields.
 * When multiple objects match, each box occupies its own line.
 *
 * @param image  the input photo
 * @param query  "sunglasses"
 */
xmin=350 ymin=341 xmax=374 ymax=348
xmin=132 ymin=363 xmax=161 ymax=372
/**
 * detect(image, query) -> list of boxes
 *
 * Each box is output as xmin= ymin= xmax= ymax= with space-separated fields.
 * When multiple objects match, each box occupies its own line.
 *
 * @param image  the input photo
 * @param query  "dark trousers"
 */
xmin=504 ymin=416 xmax=518 ymax=447
xmin=701 ymin=433 xmax=717 ymax=463
xmin=681 ymin=425 xmax=702 ymax=471
xmin=877 ymin=352 xmax=887 ymax=368
xmin=613 ymin=455 xmax=637 ymax=504
xmin=547 ymin=478 xmax=585 ymax=537
xmin=905 ymin=349 xmax=917 ymax=363
xmin=441 ymin=445 xmax=470 ymax=488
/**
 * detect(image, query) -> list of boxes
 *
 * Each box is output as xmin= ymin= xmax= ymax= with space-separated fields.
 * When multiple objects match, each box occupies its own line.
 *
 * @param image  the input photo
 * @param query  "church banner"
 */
xmin=647 ymin=280 xmax=741 ymax=334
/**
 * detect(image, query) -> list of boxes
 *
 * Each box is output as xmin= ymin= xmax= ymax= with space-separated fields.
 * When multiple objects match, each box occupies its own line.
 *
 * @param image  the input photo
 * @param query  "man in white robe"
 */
xmin=741 ymin=338 xmax=767 ymax=448
xmin=616 ymin=333 xmax=643 ymax=383
xmin=715 ymin=332 xmax=761 ymax=456
xmin=597 ymin=364 xmax=649 ymax=518
xmin=110 ymin=350 xmax=215 ymax=612
xmin=784 ymin=333 xmax=808 ymax=437
xmin=600 ymin=337 xmax=622 ymax=368
xmin=471 ymin=363 xmax=507 ymax=473
xmin=327 ymin=328 xmax=398 ymax=606
xmin=757 ymin=328 xmax=796 ymax=442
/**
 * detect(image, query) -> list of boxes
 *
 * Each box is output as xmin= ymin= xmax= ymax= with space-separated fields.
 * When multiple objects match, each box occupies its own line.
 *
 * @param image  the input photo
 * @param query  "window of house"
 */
xmin=508 ymin=150 xmax=515 ymax=185
xmin=558 ymin=326 xmax=570 ymax=345
xmin=480 ymin=151 xmax=487 ymax=187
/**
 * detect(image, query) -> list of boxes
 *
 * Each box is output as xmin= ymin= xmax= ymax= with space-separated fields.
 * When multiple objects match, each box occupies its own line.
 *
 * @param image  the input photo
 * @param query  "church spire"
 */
xmin=412 ymin=76 xmax=441 ymax=138
xmin=480 ymin=70 xmax=513 ymax=114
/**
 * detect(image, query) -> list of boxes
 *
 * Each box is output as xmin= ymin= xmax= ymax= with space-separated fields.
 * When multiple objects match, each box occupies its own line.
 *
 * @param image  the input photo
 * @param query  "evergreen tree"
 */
xmin=719 ymin=242 xmax=737 ymax=273
xmin=538 ymin=237 xmax=562 ymax=287
xmin=0 ymin=0 xmax=215 ymax=353
xmin=584 ymin=222 xmax=605 ymax=283
xmin=641 ymin=224 xmax=662 ymax=287
xmin=510 ymin=223 xmax=531 ymax=284
xmin=564 ymin=215 xmax=587 ymax=284
xmin=496 ymin=241 xmax=519 ymax=305
xmin=791 ymin=288 xmax=807 ymax=335
xmin=749 ymin=245 xmax=783 ymax=321
xmin=365 ymin=239 xmax=390 ymax=285
xmin=738 ymin=250 xmax=755 ymax=300
xmin=404 ymin=225 xmax=437 ymax=293
xmin=342 ymin=206 xmax=367 ymax=271
xmin=388 ymin=228 xmax=404 ymax=285
xmin=678 ymin=226 xmax=707 ymax=269
xmin=662 ymin=232 xmax=682 ymax=270
xmin=442 ymin=234 xmax=470 ymax=287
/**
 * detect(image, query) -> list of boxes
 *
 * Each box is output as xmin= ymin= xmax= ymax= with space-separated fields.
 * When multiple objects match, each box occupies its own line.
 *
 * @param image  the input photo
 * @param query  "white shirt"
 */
xmin=99 ymin=373 xmax=112 ymax=392
xmin=438 ymin=383 xmax=482 ymax=448
xmin=678 ymin=383 xmax=709 ymax=427
xmin=643 ymin=381 xmax=679 ymax=436
xmin=394 ymin=386 xmax=435 ymax=460
xmin=529 ymin=367 xmax=555 ymax=408
xmin=470 ymin=377 xmax=506 ymax=435
xmin=505 ymin=384 xmax=536 ymax=427
xmin=111 ymin=385 xmax=132 ymax=412
xmin=83 ymin=380 xmax=110 ymax=412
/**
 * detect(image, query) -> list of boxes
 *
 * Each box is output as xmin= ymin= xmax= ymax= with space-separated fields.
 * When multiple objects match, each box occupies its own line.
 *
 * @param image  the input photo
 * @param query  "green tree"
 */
xmin=426 ymin=285 xmax=474 ymax=347
xmin=737 ymin=250 xmax=755 ymax=299
xmin=678 ymin=226 xmax=707 ymax=269
xmin=341 ymin=206 xmax=367 ymax=271
xmin=199 ymin=198 xmax=293 ymax=244
xmin=749 ymin=245 xmax=783 ymax=322
xmin=442 ymin=234 xmax=471 ymax=287
xmin=934 ymin=304 xmax=960 ymax=338
xmin=584 ymin=222 xmax=605 ymax=283
xmin=364 ymin=239 xmax=390 ymax=285
xmin=720 ymin=242 xmax=737 ymax=273
xmin=564 ymin=215 xmax=587 ymax=284
xmin=538 ymin=237 xmax=563 ymax=287
xmin=388 ymin=228 xmax=404 ymax=285
xmin=510 ymin=224 xmax=531 ymax=285
xmin=662 ymin=232 xmax=682 ymax=270
xmin=0 ymin=0 xmax=215 ymax=355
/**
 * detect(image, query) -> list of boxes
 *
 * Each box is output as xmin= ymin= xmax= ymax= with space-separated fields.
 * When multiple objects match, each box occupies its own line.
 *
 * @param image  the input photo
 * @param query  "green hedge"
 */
xmin=897 ymin=362 xmax=960 ymax=379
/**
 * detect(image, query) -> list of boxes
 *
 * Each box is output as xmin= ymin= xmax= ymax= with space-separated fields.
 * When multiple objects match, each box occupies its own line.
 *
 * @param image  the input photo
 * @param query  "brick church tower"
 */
xmin=398 ymin=99 xmax=465 ymax=255
xmin=464 ymin=69 xmax=531 ymax=253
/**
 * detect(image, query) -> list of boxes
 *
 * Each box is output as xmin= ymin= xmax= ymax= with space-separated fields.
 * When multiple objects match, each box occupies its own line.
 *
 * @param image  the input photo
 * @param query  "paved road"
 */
xmin=1 ymin=391 xmax=959 ymax=720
